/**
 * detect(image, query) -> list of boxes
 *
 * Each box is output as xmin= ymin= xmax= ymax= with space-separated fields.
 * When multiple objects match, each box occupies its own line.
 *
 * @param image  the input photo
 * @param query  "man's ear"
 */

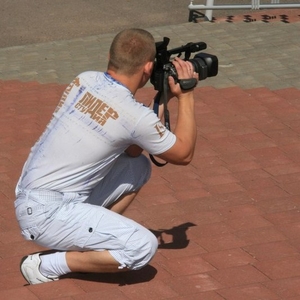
xmin=144 ymin=61 xmax=154 ymax=76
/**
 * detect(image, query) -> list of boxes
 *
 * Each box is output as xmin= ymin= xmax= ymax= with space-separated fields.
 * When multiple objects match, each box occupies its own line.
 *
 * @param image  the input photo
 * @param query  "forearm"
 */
xmin=173 ymin=93 xmax=197 ymax=160
xmin=155 ymin=89 xmax=197 ymax=165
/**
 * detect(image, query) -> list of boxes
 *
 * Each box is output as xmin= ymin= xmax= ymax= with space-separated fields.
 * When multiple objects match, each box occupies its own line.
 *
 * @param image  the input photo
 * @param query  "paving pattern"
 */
xmin=1 ymin=8 xmax=300 ymax=300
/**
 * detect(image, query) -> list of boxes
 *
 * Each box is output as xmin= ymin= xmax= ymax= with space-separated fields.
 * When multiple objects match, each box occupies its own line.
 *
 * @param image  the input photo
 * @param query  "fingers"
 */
xmin=193 ymin=70 xmax=199 ymax=80
xmin=172 ymin=57 xmax=189 ymax=78
xmin=168 ymin=74 xmax=181 ymax=97
xmin=173 ymin=57 xmax=197 ymax=79
xmin=168 ymin=57 xmax=199 ymax=96
xmin=168 ymin=75 xmax=177 ymax=90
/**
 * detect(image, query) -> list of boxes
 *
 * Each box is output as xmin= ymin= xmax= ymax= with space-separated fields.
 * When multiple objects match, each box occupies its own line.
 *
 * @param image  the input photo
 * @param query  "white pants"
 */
xmin=15 ymin=154 xmax=158 ymax=270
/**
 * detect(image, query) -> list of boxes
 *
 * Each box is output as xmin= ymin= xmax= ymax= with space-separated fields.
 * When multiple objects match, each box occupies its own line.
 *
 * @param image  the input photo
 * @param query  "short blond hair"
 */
xmin=108 ymin=28 xmax=156 ymax=75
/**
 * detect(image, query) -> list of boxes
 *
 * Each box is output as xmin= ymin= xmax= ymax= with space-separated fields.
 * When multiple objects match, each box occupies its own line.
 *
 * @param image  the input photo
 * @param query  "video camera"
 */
xmin=150 ymin=37 xmax=218 ymax=91
xmin=149 ymin=37 xmax=218 ymax=167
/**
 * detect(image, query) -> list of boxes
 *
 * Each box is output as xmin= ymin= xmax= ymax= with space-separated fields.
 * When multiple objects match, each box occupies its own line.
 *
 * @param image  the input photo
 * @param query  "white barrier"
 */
xmin=188 ymin=0 xmax=300 ymax=21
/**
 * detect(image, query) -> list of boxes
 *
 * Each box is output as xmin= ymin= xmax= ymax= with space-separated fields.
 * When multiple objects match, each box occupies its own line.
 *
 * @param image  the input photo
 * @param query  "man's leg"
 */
xmin=107 ymin=191 xmax=138 ymax=214
xmin=66 ymin=250 xmax=126 ymax=273
xmin=19 ymin=154 xmax=154 ymax=284
xmin=85 ymin=153 xmax=151 ymax=212
xmin=21 ymin=204 xmax=158 ymax=284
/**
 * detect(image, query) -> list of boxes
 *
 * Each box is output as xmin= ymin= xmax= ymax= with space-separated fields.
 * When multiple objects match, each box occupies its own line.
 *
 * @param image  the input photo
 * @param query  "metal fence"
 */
xmin=188 ymin=0 xmax=300 ymax=21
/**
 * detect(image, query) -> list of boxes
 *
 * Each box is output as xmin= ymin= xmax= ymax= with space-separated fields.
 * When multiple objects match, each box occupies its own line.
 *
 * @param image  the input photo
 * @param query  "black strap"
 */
xmin=149 ymin=72 xmax=170 ymax=167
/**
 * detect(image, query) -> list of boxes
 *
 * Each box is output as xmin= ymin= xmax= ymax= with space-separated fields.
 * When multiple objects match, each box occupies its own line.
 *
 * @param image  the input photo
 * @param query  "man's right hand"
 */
xmin=168 ymin=57 xmax=199 ymax=98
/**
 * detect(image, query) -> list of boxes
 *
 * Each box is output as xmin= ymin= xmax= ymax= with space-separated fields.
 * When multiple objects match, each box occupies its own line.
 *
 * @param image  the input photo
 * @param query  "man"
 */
xmin=15 ymin=28 xmax=198 ymax=284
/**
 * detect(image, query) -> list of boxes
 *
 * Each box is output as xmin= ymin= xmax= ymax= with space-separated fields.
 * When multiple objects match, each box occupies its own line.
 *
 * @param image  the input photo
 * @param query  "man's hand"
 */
xmin=168 ymin=57 xmax=199 ymax=98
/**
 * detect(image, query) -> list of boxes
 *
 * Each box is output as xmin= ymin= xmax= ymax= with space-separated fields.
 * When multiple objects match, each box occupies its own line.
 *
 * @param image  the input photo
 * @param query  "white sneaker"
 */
xmin=20 ymin=253 xmax=59 ymax=284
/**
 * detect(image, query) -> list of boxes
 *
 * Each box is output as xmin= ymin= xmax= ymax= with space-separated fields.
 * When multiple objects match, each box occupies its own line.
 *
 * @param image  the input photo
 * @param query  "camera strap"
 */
xmin=150 ymin=72 xmax=170 ymax=167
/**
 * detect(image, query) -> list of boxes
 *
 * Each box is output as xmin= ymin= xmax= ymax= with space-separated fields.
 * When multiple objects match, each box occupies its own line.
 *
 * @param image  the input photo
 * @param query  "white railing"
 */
xmin=188 ymin=0 xmax=300 ymax=21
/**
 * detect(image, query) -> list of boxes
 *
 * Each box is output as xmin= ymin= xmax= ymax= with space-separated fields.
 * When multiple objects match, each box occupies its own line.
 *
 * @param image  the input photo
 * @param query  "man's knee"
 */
xmin=111 ymin=227 xmax=158 ymax=270
xmin=142 ymin=230 xmax=158 ymax=265
xmin=130 ymin=229 xmax=158 ymax=270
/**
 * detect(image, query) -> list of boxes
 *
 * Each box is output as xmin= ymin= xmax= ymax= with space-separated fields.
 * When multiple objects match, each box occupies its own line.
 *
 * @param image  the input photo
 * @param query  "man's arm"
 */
xmin=126 ymin=57 xmax=198 ymax=163
xmin=125 ymin=89 xmax=173 ymax=158
xmin=154 ymin=57 xmax=198 ymax=165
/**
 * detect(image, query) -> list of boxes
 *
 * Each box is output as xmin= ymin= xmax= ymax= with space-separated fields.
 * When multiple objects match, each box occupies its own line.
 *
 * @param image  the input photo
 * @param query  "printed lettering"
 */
xmin=75 ymin=92 xmax=96 ymax=112
xmin=105 ymin=107 xmax=119 ymax=121
xmin=154 ymin=122 xmax=165 ymax=138
xmin=75 ymin=92 xmax=119 ymax=126
xmin=73 ymin=77 xmax=80 ymax=87
xmin=55 ymin=77 xmax=80 ymax=113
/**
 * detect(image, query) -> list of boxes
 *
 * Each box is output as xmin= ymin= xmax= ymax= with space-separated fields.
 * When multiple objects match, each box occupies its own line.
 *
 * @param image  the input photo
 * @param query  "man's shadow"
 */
xmin=63 ymin=222 xmax=196 ymax=285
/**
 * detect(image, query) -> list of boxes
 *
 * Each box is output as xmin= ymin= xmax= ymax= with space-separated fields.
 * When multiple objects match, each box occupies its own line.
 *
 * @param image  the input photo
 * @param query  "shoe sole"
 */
xmin=20 ymin=255 xmax=31 ymax=285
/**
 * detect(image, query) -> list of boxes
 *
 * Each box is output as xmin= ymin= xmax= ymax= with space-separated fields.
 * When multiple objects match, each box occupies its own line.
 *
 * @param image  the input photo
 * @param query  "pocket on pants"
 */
xmin=74 ymin=214 xmax=103 ymax=249
xmin=21 ymin=226 xmax=43 ymax=241
xmin=73 ymin=207 xmax=136 ymax=251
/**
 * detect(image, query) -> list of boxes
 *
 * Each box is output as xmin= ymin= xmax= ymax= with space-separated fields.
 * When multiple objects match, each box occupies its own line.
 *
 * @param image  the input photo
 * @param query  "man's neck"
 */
xmin=106 ymin=70 xmax=142 ymax=95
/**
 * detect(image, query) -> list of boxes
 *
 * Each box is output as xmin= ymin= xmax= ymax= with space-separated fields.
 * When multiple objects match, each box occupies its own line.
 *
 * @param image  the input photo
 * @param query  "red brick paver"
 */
xmin=1 ymin=79 xmax=300 ymax=299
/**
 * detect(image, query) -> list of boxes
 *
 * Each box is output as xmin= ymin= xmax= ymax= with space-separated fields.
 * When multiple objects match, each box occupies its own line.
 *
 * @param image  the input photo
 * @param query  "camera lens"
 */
xmin=189 ymin=53 xmax=218 ymax=81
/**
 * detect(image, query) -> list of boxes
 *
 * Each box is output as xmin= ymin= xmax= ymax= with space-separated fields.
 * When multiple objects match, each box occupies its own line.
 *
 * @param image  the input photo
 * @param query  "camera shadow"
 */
xmin=150 ymin=222 xmax=196 ymax=249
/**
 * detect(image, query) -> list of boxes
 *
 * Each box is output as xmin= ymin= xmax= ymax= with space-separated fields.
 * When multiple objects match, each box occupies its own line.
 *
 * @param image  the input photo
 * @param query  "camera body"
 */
xmin=150 ymin=37 xmax=218 ymax=91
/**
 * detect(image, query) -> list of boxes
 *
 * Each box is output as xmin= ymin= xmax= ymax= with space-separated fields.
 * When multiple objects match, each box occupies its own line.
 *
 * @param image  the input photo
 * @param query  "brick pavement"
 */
xmin=1 ymin=9 xmax=300 ymax=300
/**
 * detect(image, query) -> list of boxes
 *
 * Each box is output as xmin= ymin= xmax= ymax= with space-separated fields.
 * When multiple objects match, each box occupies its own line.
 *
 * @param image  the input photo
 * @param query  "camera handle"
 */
xmin=149 ymin=72 xmax=170 ymax=167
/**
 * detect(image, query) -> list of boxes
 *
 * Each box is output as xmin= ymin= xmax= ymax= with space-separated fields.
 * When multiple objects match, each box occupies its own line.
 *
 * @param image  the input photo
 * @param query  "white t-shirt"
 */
xmin=17 ymin=71 xmax=176 ymax=194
